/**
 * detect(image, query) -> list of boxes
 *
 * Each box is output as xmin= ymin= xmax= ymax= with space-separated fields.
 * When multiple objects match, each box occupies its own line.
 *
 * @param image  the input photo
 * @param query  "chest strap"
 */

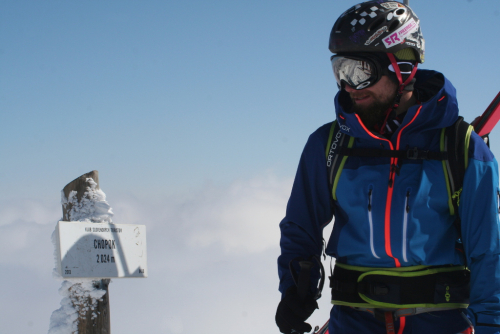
xmin=330 ymin=263 xmax=470 ymax=309
xmin=339 ymin=147 xmax=448 ymax=160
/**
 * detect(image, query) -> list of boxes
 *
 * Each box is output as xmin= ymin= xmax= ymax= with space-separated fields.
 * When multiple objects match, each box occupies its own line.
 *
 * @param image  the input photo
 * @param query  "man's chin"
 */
xmin=352 ymin=101 xmax=389 ymax=130
xmin=352 ymin=102 xmax=375 ymax=114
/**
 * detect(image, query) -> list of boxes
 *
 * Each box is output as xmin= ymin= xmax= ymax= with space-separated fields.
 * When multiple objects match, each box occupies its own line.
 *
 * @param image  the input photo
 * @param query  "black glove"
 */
xmin=275 ymin=286 xmax=318 ymax=334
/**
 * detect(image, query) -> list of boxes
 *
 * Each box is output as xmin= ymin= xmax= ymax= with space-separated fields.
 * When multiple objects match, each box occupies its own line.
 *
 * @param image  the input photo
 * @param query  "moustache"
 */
xmin=349 ymin=91 xmax=375 ymax=100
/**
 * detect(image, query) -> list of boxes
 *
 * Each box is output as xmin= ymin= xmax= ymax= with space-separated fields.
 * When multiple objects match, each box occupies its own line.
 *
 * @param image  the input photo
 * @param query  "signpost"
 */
xmin=55 ymin=221 xmax=148 ymax=278
xmin=49 ymin=170 xmax=147 ymax=334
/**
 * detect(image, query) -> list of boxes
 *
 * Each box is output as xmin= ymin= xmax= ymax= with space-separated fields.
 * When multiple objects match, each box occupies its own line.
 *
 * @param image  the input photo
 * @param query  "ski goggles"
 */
xmin=331 ymin=55 xmax=383 ymax=90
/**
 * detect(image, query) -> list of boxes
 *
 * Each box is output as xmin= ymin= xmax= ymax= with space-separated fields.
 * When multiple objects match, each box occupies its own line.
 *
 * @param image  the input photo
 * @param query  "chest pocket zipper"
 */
xmin=402 ymin=191 xmax=411 ymax=263
xmin=368 ymin=189 xmax=380 ymax=259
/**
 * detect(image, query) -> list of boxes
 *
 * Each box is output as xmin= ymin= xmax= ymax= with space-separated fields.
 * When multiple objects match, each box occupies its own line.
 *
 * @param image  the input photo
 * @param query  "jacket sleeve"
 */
xmin=459 ymin=132 xmax=500 ymax=333
xmin=277 ymin=126 xmax=334 ymax=297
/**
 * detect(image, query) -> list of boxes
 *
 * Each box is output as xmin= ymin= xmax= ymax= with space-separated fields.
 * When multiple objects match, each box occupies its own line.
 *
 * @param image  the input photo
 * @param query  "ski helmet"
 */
xmin=329 ymin=1 xmax=425 ymax=63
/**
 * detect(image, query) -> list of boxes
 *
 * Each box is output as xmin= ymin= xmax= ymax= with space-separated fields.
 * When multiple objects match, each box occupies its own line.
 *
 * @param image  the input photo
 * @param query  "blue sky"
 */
xmin=1 ymin=1 xmax=500 ymax=333
xmin=2 ymin=0 xmax=498 ymax=201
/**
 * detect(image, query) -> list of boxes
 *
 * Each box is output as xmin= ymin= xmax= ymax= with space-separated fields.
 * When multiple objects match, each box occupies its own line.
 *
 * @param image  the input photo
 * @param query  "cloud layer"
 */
xmin=0 ymin=172 xmax=334 ymax=333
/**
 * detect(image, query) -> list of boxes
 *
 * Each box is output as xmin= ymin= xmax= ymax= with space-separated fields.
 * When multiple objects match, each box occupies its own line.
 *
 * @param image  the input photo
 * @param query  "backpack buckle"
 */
xmin=370 ymin=283 xmax=389 ymax=296
xmin=357 ymin=281 xmax=389 ymax=296
xmin=407 ymin=148 xmax=429 ymax=160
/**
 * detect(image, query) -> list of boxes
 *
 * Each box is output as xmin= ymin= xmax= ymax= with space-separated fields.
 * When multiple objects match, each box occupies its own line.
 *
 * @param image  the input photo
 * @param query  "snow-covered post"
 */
xmin=49 ymin=170 xmax=113 ymax=334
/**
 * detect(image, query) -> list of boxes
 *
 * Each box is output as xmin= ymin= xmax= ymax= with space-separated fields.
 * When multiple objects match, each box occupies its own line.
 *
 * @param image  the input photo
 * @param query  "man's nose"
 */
xmin=344 ymin=84 xmax=356 ymax=93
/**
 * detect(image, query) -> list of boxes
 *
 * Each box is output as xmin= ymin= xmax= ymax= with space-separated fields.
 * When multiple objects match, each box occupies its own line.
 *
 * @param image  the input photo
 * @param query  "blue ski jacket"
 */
xmin=278 ymin=69 xmax=500 ymax=332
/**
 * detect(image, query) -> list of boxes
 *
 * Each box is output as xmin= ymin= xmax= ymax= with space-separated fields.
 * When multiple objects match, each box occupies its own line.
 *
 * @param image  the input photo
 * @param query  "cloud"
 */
xmin=0 ymin=198 xmax=61 ymax=226
xmin=111 ymin=172 xmax=293 ymax=255
xmin=0 ymin=172 xmax=334 ymax=334
xmin=179 ymin=173 xmax=292 ymax=254
xmin=0 ymin=220 xmax=57 ymax=275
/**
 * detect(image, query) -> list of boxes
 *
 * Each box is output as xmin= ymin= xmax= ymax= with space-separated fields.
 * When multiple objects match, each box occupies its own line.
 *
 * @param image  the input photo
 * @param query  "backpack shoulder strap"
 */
xmin=441 ymin=116 xmax=474 ymax=216
xmin=325 ymin=121 xmax=355 ymax=201
xmin=325 ymin=117 xmax=473 ymax=212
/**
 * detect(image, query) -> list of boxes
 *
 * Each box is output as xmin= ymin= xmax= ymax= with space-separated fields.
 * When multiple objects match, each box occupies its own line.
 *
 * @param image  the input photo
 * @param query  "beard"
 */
xmin=351 ymin=90 xmax=397 ymax=131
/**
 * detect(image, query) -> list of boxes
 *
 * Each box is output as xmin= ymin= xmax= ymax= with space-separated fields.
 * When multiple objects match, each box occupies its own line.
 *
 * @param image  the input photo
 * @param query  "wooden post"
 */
xmin=62 ymin=170 xmax=111 ymax=334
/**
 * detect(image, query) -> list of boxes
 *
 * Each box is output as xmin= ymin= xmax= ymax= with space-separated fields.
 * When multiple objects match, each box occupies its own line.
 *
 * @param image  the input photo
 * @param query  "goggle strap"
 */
xmin=378 ymin=54 xmax=418 ymax=135
xmin=403 ymin=63 xmax=418 ymax=89
xmin=387 ymin=53 xmax=403 ymax=86
xmin=387 ymin=53 xmax=418 ymax=93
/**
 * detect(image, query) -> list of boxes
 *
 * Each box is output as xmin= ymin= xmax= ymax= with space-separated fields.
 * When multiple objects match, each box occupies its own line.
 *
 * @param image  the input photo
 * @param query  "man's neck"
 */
xmin=395 ymin=91 xmax=417 ymax=115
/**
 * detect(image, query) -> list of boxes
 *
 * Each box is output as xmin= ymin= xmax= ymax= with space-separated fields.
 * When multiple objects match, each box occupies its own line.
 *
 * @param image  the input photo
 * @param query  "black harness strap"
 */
xmin=330 ymin=264 xmax=470 ymax=307
xmin=339 ymin=147 xmax=448 ymax=160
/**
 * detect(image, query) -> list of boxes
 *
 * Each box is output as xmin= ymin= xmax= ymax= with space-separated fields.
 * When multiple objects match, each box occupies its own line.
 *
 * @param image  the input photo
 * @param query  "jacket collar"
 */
xmin=334 ymin=69 xmax=458 ymax=141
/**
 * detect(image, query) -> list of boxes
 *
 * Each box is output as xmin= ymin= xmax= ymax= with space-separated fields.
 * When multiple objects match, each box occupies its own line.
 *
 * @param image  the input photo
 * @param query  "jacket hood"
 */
xmin=334 ymin=69 xmax=459 ymax=144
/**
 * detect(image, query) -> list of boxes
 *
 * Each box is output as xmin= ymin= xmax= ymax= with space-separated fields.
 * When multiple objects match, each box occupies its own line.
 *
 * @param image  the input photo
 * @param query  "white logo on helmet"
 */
xmin=365 ymin=26 xmax=388 ymax=45
xmin=350 ymin=6 xmax=379 ymax=27
xmin=380 ymin=3 xmax=399 ymax=9
xmin=383 ymin=18 xmax=418 ymax=48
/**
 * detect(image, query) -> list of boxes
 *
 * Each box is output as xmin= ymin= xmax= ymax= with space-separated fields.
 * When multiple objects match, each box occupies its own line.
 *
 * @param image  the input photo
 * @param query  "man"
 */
xmin=275 ymin=1 xmax=500 ymax=334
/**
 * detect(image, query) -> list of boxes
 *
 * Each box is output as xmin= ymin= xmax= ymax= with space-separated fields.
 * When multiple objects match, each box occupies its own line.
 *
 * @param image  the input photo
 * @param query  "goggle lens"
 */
xmin=331 ymin=56 xmax=378 ymax=90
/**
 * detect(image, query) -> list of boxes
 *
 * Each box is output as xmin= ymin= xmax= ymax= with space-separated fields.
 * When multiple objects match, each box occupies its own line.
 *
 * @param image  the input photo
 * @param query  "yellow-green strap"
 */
xmin=331 ymin=300 xmax=468 ymax=309
xmin=335 ymin=262 xmax=432 ymax=273
xmin=464 ymin=125 xmax=473 ymax=169
xmin=325 ymin=121 xmax=337 ymax=158
xmin=440 ymin=127 xmax=455 ymax=216
xmin=357 ymin=265 xmax=467 ymax=280
xmin=332 ymin=136 xmax=354 ymax=201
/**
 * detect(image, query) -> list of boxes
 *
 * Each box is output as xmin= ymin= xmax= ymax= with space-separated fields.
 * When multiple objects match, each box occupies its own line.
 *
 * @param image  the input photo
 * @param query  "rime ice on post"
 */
xmin=49 ymin=171 xmax=112 ymax=334
xmin=61 ymin=172 xmax=113 ymax=224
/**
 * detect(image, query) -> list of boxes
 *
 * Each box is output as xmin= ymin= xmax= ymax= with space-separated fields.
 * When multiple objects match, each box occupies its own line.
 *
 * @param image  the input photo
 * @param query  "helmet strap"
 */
xmin=387 ymin=53 xmax=418 ymax=93
xmin=377 ymin=53 xmax=418 ymax=135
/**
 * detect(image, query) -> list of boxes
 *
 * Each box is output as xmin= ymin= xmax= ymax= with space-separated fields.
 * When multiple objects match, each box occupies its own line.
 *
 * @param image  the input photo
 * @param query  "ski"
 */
xmin=313 ymin=320 xmax=329 ymax=334
xmin=471 ymin=91 xmax=500 ymax=137
xmin=313 ymin=91 xmax=500 ymax=334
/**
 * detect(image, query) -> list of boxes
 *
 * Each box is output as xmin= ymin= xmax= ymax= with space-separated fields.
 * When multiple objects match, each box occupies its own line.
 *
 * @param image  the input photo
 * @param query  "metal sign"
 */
xmin=56 ymin=221 xmax=148 ymax=278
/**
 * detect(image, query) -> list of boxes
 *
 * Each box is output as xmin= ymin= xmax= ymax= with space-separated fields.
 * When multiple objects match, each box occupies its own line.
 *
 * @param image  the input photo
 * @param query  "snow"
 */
xmin=61 ymin=178 xmax=113 ymax=224
xmin=47 ymin=280 xmax=106 ymax=334
xmin=48 ymin=178 xmax=113 ymax=334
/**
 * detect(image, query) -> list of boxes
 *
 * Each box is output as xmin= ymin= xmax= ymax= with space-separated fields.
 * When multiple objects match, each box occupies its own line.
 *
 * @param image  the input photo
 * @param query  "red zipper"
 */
xmin=355 ymin=106 xmax=422 ymax=267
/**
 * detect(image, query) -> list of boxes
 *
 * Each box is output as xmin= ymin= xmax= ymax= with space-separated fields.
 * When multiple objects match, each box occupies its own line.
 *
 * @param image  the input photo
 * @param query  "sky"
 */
xmin=1 ymin=0 xmax=500 ymax=333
